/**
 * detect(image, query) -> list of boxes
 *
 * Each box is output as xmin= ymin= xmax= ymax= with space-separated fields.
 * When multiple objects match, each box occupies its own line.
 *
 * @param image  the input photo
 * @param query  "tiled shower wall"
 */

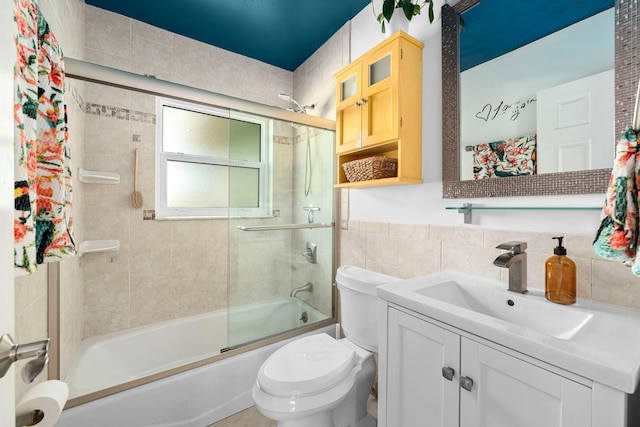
xmin=79 ymin=83 xmax=301 ymax=337
xmin=79 ymin=4 xmax=340 ymax=337
xmin=340 ymin=221 xmax=640 ymax=310
xmin=288 ymin=24 xmax=350 ymax=316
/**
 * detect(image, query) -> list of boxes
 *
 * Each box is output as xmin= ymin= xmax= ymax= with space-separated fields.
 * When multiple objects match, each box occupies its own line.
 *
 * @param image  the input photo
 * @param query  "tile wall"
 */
xmin=340 ymin=220 xmax=640 ymax=310
xmin=79 ymin=4 xmax=342 ymax=338
xmin=289 ymin=24 xmax=350 ymax=316
xmin=79 ymin=2 xmax=296 ymax=337
xmin=79 ymin=81 xmax=299 ymax=336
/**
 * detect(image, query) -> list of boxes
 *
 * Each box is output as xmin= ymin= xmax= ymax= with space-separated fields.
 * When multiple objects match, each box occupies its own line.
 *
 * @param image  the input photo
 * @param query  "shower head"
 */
xmin=278 ymin=93 xmax=314 ymax=114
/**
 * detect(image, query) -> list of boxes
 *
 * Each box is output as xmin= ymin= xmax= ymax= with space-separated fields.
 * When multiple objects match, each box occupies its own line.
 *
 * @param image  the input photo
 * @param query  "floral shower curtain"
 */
xmin=14 ymin=0 xmax=75 ymax=276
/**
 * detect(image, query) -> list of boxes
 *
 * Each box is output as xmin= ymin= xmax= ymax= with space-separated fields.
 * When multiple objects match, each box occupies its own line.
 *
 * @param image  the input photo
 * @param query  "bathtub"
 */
xmin=58 ymin=297 xmax=334 ymax=427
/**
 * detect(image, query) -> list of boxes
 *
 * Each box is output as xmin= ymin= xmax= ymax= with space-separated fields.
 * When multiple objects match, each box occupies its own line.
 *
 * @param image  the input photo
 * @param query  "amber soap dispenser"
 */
xmin=545 ymin=236 xmax=576 ymax=305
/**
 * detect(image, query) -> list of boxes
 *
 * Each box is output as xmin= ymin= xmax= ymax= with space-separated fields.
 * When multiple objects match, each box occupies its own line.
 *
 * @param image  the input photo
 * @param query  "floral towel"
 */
xmin=472 ymin=134 xmax=537 ymax=180
xmin=593 ymin=127 xmax=639 ymax=272
xmin=14 ymin=0 xmax=75 ymax=276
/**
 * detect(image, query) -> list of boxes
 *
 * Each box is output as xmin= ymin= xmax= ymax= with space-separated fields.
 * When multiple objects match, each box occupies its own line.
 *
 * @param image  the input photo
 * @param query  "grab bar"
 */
xmin=237 ymin=223 xmax=334 ymax=232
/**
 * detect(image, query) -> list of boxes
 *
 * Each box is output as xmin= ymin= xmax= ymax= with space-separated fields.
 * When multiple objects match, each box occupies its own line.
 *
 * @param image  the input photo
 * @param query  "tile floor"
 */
xmin=209 ymin=395 xmax=378 ymax=426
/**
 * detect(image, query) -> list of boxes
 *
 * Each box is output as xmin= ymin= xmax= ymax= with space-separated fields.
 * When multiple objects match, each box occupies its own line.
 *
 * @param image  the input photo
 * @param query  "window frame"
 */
xmin=155 ymin=98 xmax=271 ymax=219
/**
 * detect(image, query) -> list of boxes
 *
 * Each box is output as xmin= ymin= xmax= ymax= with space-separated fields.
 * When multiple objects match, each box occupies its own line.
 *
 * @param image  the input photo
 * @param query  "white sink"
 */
xmin=376 ymin=270 xmax=640 ymax=394
xmin=415 ymin=280 xmax=592 ymax=340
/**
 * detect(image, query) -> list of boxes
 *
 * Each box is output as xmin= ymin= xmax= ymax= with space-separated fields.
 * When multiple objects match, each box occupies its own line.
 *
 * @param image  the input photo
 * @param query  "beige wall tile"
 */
xmin=84 ymin=46 xmax=131 ymax=71
xmin=131 ymin=36 xmax=174 ymax=81
xmin=397 ymin=238 xmax=441 ymax=279
xmin=566 ymin=233 xmax=601 ymax=260
xmin=132 ymin=20 xmax=173 ymax=47
xmin=365 ymin=233 xmax=397 ymax=266
xmin=390 ymin=223 xmax=429 ymax=239
xmin=575 ymin=257 xmax=592 ymax=299
xmin=430 ymin=225 xmax=484 ymax=247
xmin=130 ymin=220 xmax=172 ymax=278
xmin=362 ymin=221 xmax=389 ymax=235
xmin=339 ymin=230 xmax=366 ymax=268
xmin=484 ymin=229 xmax=556 ymax=254
xmin=173 ymin=34 xmax=210 ymax=76
xmin=130 ymin=275 xmax=173 ymax=327
xmin=83 ymin=271 xmax=130 ymax=311
xmin=84 ymin=305 xmax=130 ymax=337
xmin=365 ymin=260 xmax=398 ymax=278
xmin=85 ymin=5 xmax=131 ymax=59
xmin=592 ymin=260 xmax=640 ymax=309
xmin=441 ymin=243 xmax=501 ymax=280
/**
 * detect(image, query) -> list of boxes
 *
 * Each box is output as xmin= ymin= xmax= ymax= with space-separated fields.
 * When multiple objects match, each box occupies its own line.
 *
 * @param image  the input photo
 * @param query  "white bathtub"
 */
xmin=58 ymin=297 xmax=333 ymax=427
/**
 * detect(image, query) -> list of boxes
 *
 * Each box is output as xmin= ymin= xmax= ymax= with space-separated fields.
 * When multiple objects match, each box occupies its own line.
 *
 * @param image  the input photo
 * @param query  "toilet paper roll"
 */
xmin=16 ymin=380 xmax=69 ymax=427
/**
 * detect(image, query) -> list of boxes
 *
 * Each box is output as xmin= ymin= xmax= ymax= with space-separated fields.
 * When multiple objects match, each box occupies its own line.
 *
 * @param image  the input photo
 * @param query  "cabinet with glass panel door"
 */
xmin=335 ymin=31 xmax=423 ymax=188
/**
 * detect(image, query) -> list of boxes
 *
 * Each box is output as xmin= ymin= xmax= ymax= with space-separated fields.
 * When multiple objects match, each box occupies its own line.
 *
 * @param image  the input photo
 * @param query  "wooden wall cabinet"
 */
xmin=334 ymin=31 xmax=423 ymax=188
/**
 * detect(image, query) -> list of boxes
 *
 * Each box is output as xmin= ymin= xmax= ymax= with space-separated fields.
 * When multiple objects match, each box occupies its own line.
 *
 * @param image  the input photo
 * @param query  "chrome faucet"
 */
xmin=290 ymin=282 xmax=313 ymax=298
xmin=493 ymin=241 xmax=528 ymax=293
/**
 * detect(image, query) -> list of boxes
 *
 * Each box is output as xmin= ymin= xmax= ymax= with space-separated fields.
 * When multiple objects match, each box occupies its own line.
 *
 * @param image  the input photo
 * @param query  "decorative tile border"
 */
xmin=84 ymin=102 xmax=157 ymax=124
xmin=66 ymin=80 xmax=85 ymax=110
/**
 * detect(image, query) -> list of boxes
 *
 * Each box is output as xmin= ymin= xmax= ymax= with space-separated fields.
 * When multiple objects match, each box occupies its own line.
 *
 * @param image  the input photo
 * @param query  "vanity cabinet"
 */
xmin=381 ymin=306 xmax=592 ymax=427
xmin=334 ymin=31 xmax=423 ymax=188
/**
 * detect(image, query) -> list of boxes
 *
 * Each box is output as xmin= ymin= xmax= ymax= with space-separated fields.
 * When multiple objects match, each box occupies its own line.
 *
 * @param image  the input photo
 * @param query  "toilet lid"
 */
xmin=257 ymin=333 xmax=356 ymax=397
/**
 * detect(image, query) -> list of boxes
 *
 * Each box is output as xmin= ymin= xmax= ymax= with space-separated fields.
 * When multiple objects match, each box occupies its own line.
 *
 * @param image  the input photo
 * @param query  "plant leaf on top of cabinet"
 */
xmin=335 ymin=31 xmax=423 ymax=188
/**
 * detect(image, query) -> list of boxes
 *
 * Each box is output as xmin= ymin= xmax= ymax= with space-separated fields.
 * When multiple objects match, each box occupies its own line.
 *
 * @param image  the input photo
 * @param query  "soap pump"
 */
xmin=545 ymin=236 xmax=576 ymax=305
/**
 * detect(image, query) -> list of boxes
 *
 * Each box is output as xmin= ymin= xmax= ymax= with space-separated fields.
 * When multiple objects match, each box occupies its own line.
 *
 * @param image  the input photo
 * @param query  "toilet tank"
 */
xmin=336 ymin=265 xmax=400 ymax=352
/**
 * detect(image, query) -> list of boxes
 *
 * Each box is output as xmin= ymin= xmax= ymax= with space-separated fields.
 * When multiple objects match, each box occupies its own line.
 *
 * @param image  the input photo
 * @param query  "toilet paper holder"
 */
xmin=16 ymin=409 xmax=43 ymax=426
xmin=0 ymin=333 xmax=49 ymax=383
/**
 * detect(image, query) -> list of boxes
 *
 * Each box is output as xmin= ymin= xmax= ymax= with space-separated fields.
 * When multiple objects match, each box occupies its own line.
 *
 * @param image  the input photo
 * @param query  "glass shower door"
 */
xmin=227 ymin=114 xmax=335 ymax=349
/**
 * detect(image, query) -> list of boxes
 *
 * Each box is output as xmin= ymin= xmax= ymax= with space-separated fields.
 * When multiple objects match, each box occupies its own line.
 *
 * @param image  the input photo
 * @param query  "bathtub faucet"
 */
xmin=290 ymin=282 xmax=313 ymax=298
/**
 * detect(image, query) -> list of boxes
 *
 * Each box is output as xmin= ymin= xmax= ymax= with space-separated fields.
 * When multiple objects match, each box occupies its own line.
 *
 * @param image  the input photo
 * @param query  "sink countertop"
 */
xmin=377 ymin=270 xmax=640 ymax=394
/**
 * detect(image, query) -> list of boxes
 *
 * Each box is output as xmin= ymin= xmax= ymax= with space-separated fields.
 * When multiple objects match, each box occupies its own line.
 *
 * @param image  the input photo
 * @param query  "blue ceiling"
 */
xmin=460 ymin=0 xmax=614 ymax=71
xmin=85 ymin=0 xmax=615 ymax=73
xmin=84 ymin=0 xmax=370 ymax=71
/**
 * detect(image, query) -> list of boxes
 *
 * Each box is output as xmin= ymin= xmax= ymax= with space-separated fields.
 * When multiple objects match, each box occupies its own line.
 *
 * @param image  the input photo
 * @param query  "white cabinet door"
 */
xmin=460 ymin=338 xmax=592 ymax=427
xmin=386 ymin=308 xmax=460 ymax=427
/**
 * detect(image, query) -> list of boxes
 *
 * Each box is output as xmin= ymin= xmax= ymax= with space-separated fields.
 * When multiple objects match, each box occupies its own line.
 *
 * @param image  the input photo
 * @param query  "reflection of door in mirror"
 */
xmin=459 ymin=8 xmax=614 ymax=181
xmin=537 ymin=70 xmax=614 ymax=174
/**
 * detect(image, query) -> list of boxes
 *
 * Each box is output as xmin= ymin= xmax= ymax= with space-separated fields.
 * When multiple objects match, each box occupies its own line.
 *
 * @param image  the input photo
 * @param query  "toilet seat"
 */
xmin=257 ymin=333 xmax=356 ymax=397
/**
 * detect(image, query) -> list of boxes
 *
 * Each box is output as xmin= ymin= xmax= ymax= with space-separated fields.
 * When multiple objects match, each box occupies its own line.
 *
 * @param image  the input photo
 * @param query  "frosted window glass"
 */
xmin=166 ymin=161 xmax=228 ymax=208
xmin=341 ymin=75 xmax=357 ymax=101
xmin=229 ymin=167 xmax=259 ymax=208
xmin=163 ymin=106 xmax=229 ymax=157
xmin=230 ymin=119 xmax=261 ymax=161
xmin=369 ymin=54 xmax=391 ymax=86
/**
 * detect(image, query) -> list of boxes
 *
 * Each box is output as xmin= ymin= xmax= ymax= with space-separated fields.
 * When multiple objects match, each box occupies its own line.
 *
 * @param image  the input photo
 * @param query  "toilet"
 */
xmin=252 ymin=265 xmax=399 ymax=427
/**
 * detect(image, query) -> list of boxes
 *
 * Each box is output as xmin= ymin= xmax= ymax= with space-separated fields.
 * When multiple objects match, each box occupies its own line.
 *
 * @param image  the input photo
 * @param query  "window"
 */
xmin=156 ymin=98 xmax=271 ymax=218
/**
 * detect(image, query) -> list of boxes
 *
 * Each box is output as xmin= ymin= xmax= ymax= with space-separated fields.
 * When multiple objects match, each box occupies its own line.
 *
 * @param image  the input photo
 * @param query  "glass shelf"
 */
xmin=446 ymin=206 xmax=601 ymax=211
xmin=446 ymin=204 xmax=601 ymax=223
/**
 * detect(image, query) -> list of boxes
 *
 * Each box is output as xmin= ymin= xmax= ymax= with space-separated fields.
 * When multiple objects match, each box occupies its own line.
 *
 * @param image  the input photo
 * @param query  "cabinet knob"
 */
xmin=355 ymin=101 xmax=361 ymax=107
xmin=459 ymin=375 xmax=474 ymax=392
xmin=442 ymin=366 xmax=455 ymax=381
xmin=360 ymin=98 xmax=368 ymax=104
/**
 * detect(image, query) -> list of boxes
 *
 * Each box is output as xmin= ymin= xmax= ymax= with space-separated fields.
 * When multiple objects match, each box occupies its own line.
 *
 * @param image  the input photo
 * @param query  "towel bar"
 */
xmin=237 ymin=223 xmax=333 ymax=232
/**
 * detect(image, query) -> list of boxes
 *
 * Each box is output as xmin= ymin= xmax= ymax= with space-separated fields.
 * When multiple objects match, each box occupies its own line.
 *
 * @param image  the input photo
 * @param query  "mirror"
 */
xmin=441 ymin=0 xmax=637 ymax=198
